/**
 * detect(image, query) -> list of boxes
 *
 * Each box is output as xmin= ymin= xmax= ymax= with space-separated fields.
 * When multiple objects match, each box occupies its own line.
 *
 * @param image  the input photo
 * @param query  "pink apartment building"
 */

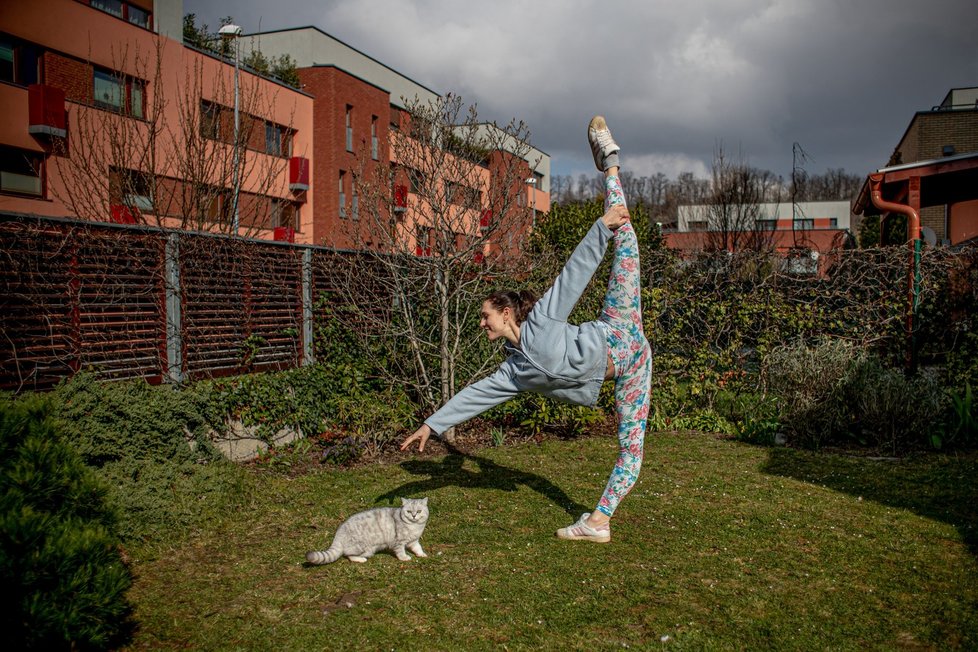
xmin=1 ymin=0 xmax=316 ymax=243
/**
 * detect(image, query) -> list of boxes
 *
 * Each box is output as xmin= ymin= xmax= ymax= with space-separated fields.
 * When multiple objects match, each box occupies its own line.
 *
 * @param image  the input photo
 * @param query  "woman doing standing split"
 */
xmin=400 ymin=115 xmax=652 ymax=543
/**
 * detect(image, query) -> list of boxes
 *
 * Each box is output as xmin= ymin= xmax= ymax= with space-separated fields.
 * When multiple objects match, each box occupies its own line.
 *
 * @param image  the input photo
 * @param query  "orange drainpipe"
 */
xmin=868 ymin=172 xmax=921 ymax=368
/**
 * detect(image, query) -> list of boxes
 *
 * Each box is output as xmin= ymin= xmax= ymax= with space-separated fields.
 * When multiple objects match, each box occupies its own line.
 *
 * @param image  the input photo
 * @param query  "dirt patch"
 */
xmin=244 ymin=415 xmax=620 ymax=477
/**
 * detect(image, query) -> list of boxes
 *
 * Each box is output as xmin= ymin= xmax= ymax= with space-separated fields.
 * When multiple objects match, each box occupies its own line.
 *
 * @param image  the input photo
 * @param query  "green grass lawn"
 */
xmin=125 ymin=432 xmax=978 ymax=651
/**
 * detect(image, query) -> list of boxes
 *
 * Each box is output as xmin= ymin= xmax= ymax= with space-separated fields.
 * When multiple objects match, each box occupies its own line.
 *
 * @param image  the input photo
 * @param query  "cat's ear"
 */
xmin=421 ymin=497 xmax=428 ymax=505
xmin=400 ymin=497 xmax=407 ymax=505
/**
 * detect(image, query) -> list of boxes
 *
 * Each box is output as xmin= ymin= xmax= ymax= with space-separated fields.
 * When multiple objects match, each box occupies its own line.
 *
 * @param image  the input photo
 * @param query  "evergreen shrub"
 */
xmin=49 ymin=374 xmax=245 ymax=544
xmin=0 ymin=397 xmax=134 ymax=650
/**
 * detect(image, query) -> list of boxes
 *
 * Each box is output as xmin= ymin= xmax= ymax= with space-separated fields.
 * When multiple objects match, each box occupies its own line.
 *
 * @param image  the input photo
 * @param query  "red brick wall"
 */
xmin=44 ymin=52 xmax=91 ymax=103
xmin=299 ymin=66 xmax=391 ymax=248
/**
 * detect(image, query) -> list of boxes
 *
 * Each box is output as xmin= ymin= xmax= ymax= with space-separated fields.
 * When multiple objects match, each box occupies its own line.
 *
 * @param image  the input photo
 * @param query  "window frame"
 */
xmin=345 ymin=105 xmax=353 ymax=152
xmin=0 ymin=146 xmax=44 ymax=197
xmin=200 ymin=100 xmax=222 ymax=140
xmin=0 ymin=34 xmax=41 ymax=87
xmin=88 ymin=0 xmax=153 ymax=30
xmin=270 ymin=197 xmax=298 ymax=230
xmin=264 ymin=122 xmax=292 ymax=158
xmin=370 ymin=116 xmax=378 ymax=160
xmin=93 ymin=67 xmax=146 ymax=118
xmin=110 ymin=167 xmax=154 ymax=212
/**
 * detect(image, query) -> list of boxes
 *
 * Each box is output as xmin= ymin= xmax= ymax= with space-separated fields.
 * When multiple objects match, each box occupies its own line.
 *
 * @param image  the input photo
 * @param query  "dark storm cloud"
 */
xmin=185 ymin=0 xmax=977 ymax=180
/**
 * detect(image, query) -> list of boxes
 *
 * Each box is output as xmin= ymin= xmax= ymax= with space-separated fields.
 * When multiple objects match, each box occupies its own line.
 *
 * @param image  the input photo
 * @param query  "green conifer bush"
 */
xmin=0 ymin=397 xmax=133 ymax=650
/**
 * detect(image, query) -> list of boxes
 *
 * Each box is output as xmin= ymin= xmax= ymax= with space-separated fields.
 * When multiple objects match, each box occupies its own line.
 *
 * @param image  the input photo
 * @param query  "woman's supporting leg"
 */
xmin=596 ymin=341 xmax=651 ymax=517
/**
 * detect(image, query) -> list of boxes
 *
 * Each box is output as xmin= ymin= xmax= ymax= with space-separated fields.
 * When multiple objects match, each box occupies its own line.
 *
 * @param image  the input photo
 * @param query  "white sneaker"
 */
xmin=556 ymin=512 xmax=611 ymax=543
xmin=587 ymin=115 xmax=620 ymax=171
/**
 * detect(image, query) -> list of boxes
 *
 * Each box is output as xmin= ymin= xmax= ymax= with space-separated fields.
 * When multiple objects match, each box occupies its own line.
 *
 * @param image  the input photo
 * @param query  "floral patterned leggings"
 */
xmin=595 ymin=174 xmax=652 ymax=517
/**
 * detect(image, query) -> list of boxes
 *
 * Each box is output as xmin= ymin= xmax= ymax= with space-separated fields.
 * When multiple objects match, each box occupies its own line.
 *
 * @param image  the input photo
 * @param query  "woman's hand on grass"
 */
xmin=400 ymin=423 xmax=432 ymax=452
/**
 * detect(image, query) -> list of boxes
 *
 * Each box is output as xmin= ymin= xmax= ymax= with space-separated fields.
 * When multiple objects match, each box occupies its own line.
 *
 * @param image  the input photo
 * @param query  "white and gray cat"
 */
xmin=306 ymin=497 xmax=429 ymax=564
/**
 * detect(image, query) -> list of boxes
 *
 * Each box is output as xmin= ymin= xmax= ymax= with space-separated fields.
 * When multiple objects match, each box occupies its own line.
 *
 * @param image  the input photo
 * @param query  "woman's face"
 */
xmin=479 ymin=301 xmax=510 ymax=341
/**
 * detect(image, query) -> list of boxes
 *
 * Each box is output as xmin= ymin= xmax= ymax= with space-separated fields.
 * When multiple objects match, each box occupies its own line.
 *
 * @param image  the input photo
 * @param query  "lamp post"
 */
xmin=218 ymin=23 xmax=242 ymax=235
xmin=525 ymin=176 xmax=537 ymax=230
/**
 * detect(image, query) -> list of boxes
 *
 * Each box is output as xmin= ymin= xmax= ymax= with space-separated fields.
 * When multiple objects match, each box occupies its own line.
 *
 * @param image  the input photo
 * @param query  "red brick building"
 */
xmin=297 ymin=64 xmax=392 ymax=249
xmin=243 ymin=26 xmax=551 ymax=253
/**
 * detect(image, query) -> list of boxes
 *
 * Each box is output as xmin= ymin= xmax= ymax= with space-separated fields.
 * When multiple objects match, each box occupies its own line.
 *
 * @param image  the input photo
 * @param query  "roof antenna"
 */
xmin=792 ymin=142 xmax=813 ymax=245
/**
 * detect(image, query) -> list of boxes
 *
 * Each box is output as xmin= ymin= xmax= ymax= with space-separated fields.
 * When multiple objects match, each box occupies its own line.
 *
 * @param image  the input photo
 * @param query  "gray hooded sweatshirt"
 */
xmin=425 ymin=218 xmax=614 ymax=435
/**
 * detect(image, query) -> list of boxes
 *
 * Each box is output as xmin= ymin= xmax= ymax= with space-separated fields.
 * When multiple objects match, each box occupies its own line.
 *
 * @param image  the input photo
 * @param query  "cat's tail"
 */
xmin=306 ymin=543 xmax=343 ymax=565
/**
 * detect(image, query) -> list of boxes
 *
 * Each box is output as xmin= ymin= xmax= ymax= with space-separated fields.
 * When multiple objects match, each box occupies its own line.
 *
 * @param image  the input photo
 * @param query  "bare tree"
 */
xmin=51 ymin=34 xmax=298 ymax=237
xmin=329 ymin=94 xmax=539 ymax=441
xmin=705 ymin=145 xmax=778 ymax=252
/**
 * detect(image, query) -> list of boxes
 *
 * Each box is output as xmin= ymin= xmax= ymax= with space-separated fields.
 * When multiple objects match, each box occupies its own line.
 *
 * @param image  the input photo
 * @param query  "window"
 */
xmin=94 ymin=68 xmax=145 ymax=117
xmin=371 ymin=116 xmax=378 ymax=160
xmin=446 ymin=181 xmax=480 ymax=206
xmin=126 ymin=4 xmax=150 ymax=28
xmin=94 ymin=70 xmax=122 ymax=110
xmin=351 ymin=181 xmax=359 ymax=220
xmin=264 ymin=122 xmax=292 ymax=157
xmin=829 ymin=218 xmax=838 ymax=228
xmin=203 ymin=189 xmax=231 ymax=223
xmin=90 ymin=1 xmax=152 ymax=29
xmin=0 ymin=38 xmax=12 ymax=83
xmin=407 ymin=167 xmax=422 ymax=193
xmin=416 ymin=226 xmax=433 ymax=256
xmin=687 ymin=220 xmax=708 ymax=231
xmin=339 ymin=171 xmax=346 ymax=218
xmin=200 ymin=100 xmax=221 ymax=139
xmin=0 ymin=35 xmax=41 ymax=86
xmin=793 ymin=219 xmax=814 ymax=230
xmin=129 ymin=78 xmax=144 ymax=118
xmin=271 ymin=198 xmax=297 ymax=230
xmin=0 ymin=146 xmax=43 ymax=196
xmin=265 ymin=122 xmax=282 ymax=157
xmin=755 ymin=219 xmax=777 ymax=231
xmin=110 ymin=167 xmax=153 ymax=211
xmin=91 ymin=0 xmax=123 ymax=18
xmin=345 ymin=105 xmax=353 ymax=152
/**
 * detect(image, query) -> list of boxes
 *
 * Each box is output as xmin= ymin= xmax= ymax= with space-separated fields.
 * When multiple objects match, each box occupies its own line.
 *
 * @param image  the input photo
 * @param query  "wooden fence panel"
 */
xmin=1 ymin=220 xmax=79 ymax=391
xmin=0 ymin=213 xmax=326 ymax=391
xmin=74 ymin=229 xmax=166 ymax=383
xmin=179 ymin=237 xmax=302 ymax=379
xmin=237 ymin=241 xmax=302 ymax=370
xmin=180 ymin=237 xmax=251 ymax=377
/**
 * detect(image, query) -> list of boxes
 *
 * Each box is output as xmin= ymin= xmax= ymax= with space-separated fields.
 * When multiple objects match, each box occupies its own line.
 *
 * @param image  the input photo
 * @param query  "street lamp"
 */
xmin=218 ymin=23 xmax=242 ymax=235
xmin=525 ymin=177 xmax=537 ymax=230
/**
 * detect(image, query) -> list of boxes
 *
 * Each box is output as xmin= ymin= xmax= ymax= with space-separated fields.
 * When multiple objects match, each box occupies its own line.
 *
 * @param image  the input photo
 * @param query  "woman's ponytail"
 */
xmin=485 ymin=289 xmax=538 ymax=324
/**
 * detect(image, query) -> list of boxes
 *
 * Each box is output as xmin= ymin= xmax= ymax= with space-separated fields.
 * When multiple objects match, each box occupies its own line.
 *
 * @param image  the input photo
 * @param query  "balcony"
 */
xmin=28 ymin=84 xmax=67 ymax=139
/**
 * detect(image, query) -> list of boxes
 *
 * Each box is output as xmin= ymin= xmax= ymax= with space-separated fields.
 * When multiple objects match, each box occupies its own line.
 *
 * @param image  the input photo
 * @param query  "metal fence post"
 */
xmin=165 ymin=233 xmax=184 ymax=383
xmin=302 ymin=247 xmax=315 ymax=365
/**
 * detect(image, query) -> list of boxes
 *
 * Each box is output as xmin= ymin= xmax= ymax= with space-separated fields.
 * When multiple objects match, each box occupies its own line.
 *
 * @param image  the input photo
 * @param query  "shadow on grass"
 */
xmin=760 ymin=446 xmax=978 ymax=556
xmin=376 ymin=441 xmax=590 ymax=517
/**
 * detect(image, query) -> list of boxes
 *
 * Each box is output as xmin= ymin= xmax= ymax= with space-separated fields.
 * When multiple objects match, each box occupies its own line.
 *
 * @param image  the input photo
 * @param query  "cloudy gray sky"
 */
xmin=185 ymin=0 xmax=977 ymax=183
